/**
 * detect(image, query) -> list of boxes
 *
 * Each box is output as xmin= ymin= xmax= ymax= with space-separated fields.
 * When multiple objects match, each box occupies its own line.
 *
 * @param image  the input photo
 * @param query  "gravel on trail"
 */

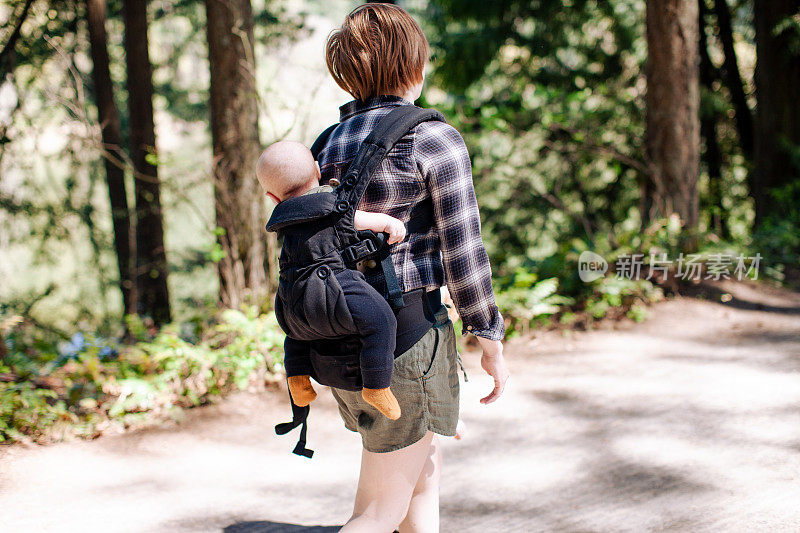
xmin=1 ymin=280 xmax=799 ymax=533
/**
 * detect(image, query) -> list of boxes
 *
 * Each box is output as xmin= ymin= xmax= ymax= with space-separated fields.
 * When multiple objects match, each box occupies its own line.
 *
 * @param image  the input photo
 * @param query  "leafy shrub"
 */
xmin=493 ymin=232 xmax=667 ymax=334
xmin=0 ymin=307 xmax=285 ymax=443
xmin=495 ymin=270 xmax=575 ymax=336
xmin=751 ymin=182 xmax=800 ymax=285
xmin=584 ymin=276 xmax=663 ymax=321
xmin=0 ymin=377 xmax=67 ymax=443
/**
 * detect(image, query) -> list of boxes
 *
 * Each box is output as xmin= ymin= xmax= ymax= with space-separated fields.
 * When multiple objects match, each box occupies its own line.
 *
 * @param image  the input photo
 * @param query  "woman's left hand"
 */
xmin=476 ymin=337 xmax=509 ymax=404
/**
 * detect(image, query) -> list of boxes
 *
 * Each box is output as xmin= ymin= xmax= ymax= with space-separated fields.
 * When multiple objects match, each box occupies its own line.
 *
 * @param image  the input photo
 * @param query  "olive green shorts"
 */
xmin=330 ymin=306 xmax=461 ymax=453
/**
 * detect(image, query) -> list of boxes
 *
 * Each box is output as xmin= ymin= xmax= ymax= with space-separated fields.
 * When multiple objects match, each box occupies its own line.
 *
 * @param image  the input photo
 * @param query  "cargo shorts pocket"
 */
xmin=393 ymin=326 xmax=435 ymax=381
xmin=393 ymin=307 xmax=453 ymax=382
xmin=420 ymin=308 xmax=456 ymax=380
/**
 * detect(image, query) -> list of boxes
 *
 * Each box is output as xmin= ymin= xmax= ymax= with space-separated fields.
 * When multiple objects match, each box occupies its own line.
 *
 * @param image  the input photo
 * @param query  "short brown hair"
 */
xmin=325 ymin=4 xmax=429 ymax=101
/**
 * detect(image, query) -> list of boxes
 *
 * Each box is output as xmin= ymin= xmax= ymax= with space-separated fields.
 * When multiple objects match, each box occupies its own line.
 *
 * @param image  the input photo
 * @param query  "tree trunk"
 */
xmin=753 ymin=0 xmax=800 ymax=227
xmin=204 ymin=0 xmax=268 ymax=309
xmin=699 ymin=0 xmax=728 ymax=238
xmin=645 ymin=0 xmax=701 ymax=234
xmin=123 ymin=0 xmax=171 ymax=325
xmin=713 ymin=0 xmax=754 ymax=159
xmin=0 ymin=0 xmax=34 ymax=77
xmin=85 ymin=0 xmax=136 ymax=316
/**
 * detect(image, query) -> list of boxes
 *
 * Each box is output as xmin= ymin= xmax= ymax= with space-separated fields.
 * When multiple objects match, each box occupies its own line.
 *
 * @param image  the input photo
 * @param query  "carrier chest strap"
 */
xmin=342 ymin=238 xmax=378 ymax=265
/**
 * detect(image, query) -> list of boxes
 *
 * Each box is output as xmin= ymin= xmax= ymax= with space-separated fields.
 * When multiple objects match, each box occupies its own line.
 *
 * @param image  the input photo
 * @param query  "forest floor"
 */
xmin=1 ymin=279 xmax=799 ymax=533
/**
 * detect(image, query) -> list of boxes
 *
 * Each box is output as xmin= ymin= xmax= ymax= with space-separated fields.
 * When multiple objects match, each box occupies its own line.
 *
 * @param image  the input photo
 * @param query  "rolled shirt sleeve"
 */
xmin=415 ymin=121 xmax=505 ymax=340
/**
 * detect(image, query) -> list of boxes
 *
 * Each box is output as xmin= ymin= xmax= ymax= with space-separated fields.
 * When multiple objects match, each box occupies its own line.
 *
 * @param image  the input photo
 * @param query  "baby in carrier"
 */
xmin=256 ymin=140 xmax=404 ymax=420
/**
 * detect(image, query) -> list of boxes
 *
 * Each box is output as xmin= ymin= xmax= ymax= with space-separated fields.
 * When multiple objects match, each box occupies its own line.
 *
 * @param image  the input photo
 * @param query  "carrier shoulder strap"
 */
xmin=338 ymin=106 xmax=445 ymax=210
xmin=336 ymin=106 xmax=444 ymax=309
xmin=340 ymin=106 xmax=445 ymax=309
xmin=308 ymin=106 xmax=445 ymax=310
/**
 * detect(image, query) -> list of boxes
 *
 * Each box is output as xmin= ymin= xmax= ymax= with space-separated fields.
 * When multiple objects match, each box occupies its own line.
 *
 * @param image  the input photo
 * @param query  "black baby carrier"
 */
xmin=268 ymin=105 xmax=446 ymax=457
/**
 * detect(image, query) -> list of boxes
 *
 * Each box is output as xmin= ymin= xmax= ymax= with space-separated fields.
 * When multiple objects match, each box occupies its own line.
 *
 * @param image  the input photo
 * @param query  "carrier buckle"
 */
xmin=342 ymin=239 xmax=377 ymax=265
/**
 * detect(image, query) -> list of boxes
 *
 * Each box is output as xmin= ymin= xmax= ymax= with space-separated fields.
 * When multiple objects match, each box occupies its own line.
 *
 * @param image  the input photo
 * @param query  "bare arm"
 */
xmin=354 ymin=210 xmax=407 ymax=244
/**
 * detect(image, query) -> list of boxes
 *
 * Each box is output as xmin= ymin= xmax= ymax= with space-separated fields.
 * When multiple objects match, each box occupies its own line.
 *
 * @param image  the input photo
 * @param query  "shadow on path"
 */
xmin=224 ymin=522 xmax=340 ymax=533
xmin=679 ymin=280 xmax=800 ymax=315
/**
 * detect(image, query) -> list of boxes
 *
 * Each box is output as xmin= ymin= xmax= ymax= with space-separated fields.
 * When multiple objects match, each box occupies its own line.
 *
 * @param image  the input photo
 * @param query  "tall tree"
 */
xmin=645 ymin=0 xmax=701 ymax=232
xmin=699 ymin=0 xmax=728 ymax=237
xmin=85 ymin=0 xmax=136 ymax=315
xmin=122 ymin=0 xmax=171 ymax=324
xmin=0 ymin=0 xmax=35 ymax=77
xmin=713 ymin=0 xmax=754 ymax=158
xmin=204 ymin=0 xmax=268 ymax=308
xmin=0 ymin=332 xmax=6 ymax=362
xmin=753 ymin=0 xmax=800 ymax=227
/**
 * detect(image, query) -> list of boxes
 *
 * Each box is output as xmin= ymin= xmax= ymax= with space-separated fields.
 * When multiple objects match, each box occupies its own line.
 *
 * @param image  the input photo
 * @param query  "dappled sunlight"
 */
xmin=2 ymin=0 xmax=800 ymax=531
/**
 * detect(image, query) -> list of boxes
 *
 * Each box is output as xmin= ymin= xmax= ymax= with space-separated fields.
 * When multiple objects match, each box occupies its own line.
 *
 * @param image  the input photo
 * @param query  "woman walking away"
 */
xmin=319 ymin=4 xmax=510 ymax=531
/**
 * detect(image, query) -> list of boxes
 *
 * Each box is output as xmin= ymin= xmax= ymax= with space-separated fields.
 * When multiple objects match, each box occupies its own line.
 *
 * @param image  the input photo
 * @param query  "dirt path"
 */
xmin=2 ymin=280 xmax=799 ymax=532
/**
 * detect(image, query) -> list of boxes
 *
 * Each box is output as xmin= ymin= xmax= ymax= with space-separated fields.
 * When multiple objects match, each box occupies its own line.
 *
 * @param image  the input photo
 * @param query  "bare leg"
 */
xmin=397 ymin=433 xmax=442 ymax=533
xmin=339 ymin=432 xmax=435 ymax=533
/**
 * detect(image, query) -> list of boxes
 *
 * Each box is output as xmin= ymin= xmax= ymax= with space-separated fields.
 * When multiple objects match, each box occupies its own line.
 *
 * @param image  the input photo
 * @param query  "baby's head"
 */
xmin=256 ymin=141 xmax=320 ymax=204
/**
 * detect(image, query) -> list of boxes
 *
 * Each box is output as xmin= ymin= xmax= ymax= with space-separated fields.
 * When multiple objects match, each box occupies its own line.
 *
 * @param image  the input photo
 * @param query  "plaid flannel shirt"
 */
xmin=317 ymin=96 xmax=505 ymax=341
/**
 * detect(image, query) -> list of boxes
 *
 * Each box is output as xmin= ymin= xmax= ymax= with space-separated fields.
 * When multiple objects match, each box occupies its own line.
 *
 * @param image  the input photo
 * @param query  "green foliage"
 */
xmin=752 ymin=181 xmax=800 ymax=283
xmin=0 ymin=307 xmax=285 ymax=443
xmin=626 ymin=304 xmax=648 ymax=323
xmin=587 ymin=276 xmax=662 ymax=320
xmin=423 ymin=0 xmax=647 ymax=273
xmin=0 ymin=378 xmax=64 ymax=443
xmin=494 ymin=240 xmax=664 ymax=334
xmin=422 ymin=0 xmax=783 ymax=299
xmin=494 ymin=271 xmax=574 ymax=336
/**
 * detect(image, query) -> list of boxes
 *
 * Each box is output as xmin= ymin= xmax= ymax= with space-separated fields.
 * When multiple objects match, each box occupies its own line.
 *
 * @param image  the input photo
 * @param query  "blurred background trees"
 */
xmin=0 ymin=0 xmax=797 ymax=347
xmin=645 ymin=0 xmax=700 ymax=234
xmin=1 ymin=0 xmax=798 ymax=442
xmin=85 ymin=0 xmax=135 ymax=316
xmin=752 ymin=0 xmax=800 ymax=230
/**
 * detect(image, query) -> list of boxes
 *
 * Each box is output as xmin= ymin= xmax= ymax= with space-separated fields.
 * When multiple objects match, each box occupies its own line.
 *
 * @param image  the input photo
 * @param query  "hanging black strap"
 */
xmin=380 ymin=252 xmax=404 ymax=309
xmin=352 ymin=232 xmax=406 ymax=310
xmin=274 ymin=394 xmax=314 ymax=459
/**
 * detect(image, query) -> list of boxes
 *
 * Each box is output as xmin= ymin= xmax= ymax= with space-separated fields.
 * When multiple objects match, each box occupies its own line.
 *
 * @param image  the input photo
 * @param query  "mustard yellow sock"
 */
xmin=288 ymin=375 xmax=317 ymax=407
xmin=361 ymin=387 xmax=401 ymax=420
